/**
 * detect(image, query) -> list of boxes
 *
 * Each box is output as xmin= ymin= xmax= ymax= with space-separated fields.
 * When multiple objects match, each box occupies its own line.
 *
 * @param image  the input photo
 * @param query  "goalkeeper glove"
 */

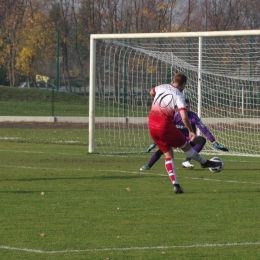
xmin=146 ymin=143 xmax=157 ymax=153
xmin=213 ymin=142 xmax=228 ymax=152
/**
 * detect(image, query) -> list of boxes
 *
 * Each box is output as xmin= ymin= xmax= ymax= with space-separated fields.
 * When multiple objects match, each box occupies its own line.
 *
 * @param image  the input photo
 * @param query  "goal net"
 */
xmin=89 ymin=31 xmax=260 ymax=156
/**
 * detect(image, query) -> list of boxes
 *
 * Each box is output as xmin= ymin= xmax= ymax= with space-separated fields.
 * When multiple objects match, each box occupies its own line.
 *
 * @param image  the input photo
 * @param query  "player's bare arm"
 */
xmin=179 ymin=110 xmax=196 ymax=141
xmin=150 ymin=88 xmax=155 ymax=98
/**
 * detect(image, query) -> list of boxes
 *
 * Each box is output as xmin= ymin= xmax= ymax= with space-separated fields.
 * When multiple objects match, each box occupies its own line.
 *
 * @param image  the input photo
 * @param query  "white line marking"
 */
xmin=102 ymin=169 xmax=260 ymax=185
xmin=180 ymin=176 xmax=260 ymax=185
xmin=1 ymin=165 xmax=260 ymax=185
xmin=0 ymin=149 xmax=258 ymax=162
xmin=1 ymin=241 xmax=260 ymax=254
xmin=0 ymin=149 xmax=83 ymax=156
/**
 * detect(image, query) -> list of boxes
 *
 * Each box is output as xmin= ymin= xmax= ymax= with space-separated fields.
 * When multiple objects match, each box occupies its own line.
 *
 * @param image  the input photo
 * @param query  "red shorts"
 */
xmin=149 ymin=122 xmax=186 ymax=153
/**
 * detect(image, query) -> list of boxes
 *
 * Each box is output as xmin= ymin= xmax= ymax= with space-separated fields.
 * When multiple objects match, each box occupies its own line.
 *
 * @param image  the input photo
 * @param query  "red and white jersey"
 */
xmin=149 ymin=84 xmax=186 ymax=128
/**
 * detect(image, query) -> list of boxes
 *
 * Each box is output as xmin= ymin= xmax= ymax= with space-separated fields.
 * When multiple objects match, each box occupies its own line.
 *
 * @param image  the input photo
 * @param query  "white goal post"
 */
xmin=89 ymin=30 xmax=260 ymax=156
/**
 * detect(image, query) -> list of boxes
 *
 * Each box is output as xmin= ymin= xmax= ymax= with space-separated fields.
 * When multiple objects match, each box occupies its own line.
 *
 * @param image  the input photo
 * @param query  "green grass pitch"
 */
xmin=0 ymin=127 xmax=260 ymax=260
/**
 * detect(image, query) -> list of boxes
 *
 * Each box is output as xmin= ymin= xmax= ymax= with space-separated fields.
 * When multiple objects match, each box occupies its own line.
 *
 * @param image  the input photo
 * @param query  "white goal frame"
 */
xmin=89 ymin=30 xmax=260 ymax=154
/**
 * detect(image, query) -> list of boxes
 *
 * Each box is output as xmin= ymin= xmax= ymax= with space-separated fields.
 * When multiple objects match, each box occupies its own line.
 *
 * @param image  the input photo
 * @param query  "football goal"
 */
xmin=89 ymin=30 xmax=260 ymax=156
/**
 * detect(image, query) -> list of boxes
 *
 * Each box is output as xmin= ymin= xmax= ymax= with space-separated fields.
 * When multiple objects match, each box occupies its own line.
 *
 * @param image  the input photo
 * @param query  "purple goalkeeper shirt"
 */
xmin=174 ymin=111 xmax=215 ymax=143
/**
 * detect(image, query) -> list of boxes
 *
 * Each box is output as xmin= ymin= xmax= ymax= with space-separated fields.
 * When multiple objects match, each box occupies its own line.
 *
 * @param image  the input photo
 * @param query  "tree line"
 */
xmin=0 ymin=0 xmax=259 ymax=91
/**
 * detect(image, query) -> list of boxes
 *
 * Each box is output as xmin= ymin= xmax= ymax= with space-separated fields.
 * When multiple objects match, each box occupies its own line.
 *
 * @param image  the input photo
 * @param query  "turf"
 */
xmin=0 ymin=86 xmax=148 ymax=117
xmin=0 ymin=127 xmax=260 ymax=259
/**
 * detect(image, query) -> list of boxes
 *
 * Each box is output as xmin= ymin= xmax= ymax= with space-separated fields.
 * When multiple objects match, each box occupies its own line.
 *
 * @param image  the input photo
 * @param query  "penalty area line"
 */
xmin=0 ymin=165 xmax=260 ymax=186
xmin=1 ymin=241 xmax=260 ymax=254
xmin=102 ymin=169 xmax=260 ymax=186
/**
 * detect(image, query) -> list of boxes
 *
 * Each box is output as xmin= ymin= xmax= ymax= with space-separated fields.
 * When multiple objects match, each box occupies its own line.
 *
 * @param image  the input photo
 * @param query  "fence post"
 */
xmin=52 ymin=87 xmax=54 ymax=116
xmin=56 ymin=25 xmax=60 ymax=91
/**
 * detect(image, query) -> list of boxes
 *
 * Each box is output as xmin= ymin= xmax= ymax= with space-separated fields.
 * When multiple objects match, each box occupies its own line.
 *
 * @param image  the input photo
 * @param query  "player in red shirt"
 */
xmin=148 ymin=73 xmax=221 ymax=194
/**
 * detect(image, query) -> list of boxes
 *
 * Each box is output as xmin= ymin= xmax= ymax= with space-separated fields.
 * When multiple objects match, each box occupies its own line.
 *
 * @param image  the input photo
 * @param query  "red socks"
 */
xmin=165 ymin=158 xmax=178 ymax=184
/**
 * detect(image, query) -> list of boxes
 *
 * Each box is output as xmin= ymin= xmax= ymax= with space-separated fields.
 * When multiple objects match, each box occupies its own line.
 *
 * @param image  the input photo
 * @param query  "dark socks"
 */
xmin=148 ymin=150 xmax=163 ymax=167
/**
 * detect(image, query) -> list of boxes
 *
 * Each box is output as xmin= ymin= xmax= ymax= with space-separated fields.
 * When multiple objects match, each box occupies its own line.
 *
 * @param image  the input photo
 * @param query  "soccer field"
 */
xmin=0 ymin=127 xmax=260 ymax=260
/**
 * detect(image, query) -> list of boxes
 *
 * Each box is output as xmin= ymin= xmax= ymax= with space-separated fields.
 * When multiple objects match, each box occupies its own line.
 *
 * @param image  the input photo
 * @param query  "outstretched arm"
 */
xmin=212 ymin=141 xmax=229 ymax=151
xmin=194 ymin=114 xmax=228 ymax=152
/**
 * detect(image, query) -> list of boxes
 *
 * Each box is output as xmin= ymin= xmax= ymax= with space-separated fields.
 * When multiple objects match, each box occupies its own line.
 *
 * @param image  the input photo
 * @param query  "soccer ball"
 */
xmin=209 ymin=157 xmax=224 ymax=173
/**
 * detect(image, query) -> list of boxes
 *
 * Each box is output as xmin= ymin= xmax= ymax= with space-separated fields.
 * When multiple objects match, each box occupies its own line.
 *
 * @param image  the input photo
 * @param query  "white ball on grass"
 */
xmin=209 ymin=157 xmax=224 ymax=173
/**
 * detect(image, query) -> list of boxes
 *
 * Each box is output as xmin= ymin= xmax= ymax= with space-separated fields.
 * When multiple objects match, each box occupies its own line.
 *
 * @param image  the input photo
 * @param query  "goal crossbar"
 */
xmin=91 ymin=30 xmax=260 ymax=40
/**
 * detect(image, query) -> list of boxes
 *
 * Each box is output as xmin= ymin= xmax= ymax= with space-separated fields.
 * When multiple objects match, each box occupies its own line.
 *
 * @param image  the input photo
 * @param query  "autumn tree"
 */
xmin=201 ymin=0 xmax=249 ymax=31
xmin=177 ymin=0 xmax=200 ymax=31
xmin=16 ymin=1 xmax=56 ymax=85
xmin=244 ymin=0 xmax=260 ymax=29
xmin=1 ymin=0 xmax=260 ymax=89
xmin=0 ymin=0 xmax=27 ymax=86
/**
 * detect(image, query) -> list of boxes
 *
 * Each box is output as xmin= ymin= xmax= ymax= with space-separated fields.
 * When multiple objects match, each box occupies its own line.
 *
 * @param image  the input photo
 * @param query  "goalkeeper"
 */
xmin=141 ymin=99 xmax=228 ymax=170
